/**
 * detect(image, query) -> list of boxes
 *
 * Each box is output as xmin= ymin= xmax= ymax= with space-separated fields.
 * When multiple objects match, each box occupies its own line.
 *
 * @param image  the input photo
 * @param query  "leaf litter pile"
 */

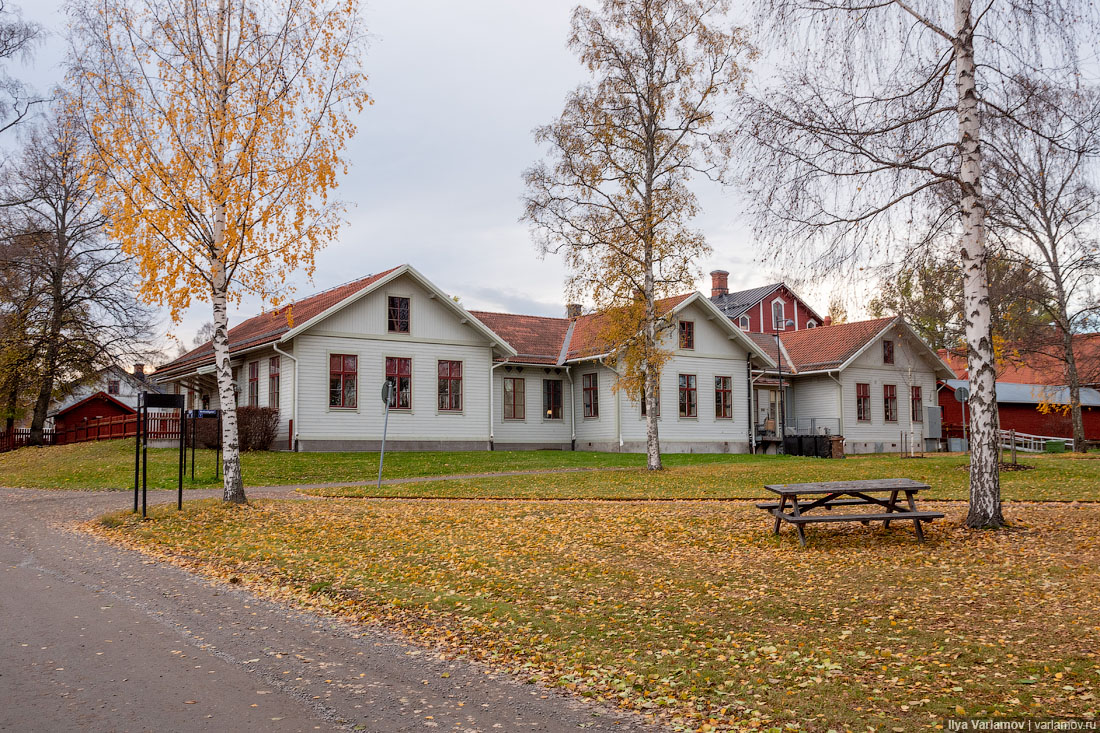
xmin=92 ymin=499 xmax=1100 ymax=731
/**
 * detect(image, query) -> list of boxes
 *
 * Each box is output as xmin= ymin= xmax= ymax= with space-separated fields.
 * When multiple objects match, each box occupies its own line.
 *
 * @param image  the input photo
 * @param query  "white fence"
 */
xmin=999 ymin=429 xmax=1067 ymax=453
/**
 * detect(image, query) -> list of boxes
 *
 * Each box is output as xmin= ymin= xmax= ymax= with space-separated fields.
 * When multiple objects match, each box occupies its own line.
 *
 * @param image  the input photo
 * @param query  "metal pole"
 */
xmin=775 ymin=332 xmax=783 ymax=455
xmin=377 ymin=389 xmax=391 ymax=490
xmin=962 ymin=401 xmax=968 ymax=452
xmin=190 ymin=413 xmax=196 ymax=481
xmin=178 ymin=409 xmax=185 ymax=510
xmin=134 ymin=394 xmax=141 ymax=512
xmin=141 ymin=405 xmax=148 ymax=518
xmin=216 ymin=412 xmax=222 ymax=481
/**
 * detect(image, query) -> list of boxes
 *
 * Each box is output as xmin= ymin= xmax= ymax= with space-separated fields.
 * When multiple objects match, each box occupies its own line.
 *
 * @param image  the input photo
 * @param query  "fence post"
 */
xmin=1010 ymin=429 xmax=1017 ymax=465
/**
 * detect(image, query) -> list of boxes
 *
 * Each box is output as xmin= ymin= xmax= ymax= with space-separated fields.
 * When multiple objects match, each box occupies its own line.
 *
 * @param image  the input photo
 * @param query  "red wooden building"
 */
xmin=708 ymin=273 xmax=826 ymax=333
xmin=51 ymin=391 xmax=136 ymax=434
xmin=939 ymin=380 xmax=1100 ymax=441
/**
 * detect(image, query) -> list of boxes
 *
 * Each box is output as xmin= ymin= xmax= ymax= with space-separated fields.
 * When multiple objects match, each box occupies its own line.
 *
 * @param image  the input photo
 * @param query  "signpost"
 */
xmin=133 ymin=392 xmax=186 ymax=517
xmin=954 ymin=385 xmax=970 ymax=451
xmin=377 ymin=381 xmax=393 ymax=490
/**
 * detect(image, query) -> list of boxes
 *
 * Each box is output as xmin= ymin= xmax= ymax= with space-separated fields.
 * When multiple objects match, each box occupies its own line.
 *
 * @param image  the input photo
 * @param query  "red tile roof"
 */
xmin=939 ymin=332 xmax=1100 ymax=386
xmin=468 ymin=311 xmax=571 ymax=365
xmin=746 ymin=332 xmax=792 ymax=372
xmin=779 ymin=317 xmax=897 ymax=372
xmin=566 ymin=294 xmax=694 ymax=360
xmin=157 ymin=267 xmax=401 ymax=376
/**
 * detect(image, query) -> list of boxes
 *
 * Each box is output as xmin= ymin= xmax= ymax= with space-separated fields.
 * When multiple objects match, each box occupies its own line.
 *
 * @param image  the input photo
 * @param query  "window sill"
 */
xmin=328 ymin=406 xmax=360 ymax=413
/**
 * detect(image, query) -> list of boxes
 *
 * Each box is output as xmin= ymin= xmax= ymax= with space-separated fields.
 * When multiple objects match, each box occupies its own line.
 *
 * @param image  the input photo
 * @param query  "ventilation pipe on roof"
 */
xmin=824 ymin=316 xmax=833 ymax=327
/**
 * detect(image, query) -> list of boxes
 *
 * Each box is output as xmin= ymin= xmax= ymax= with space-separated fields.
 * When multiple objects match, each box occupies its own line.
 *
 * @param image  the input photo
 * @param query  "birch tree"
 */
xmin=524 ymin=0 xmax=754 ymax=471
xmin=739 ymin=0 xmax=1096 ymax=528
xmin=69 ymin=0 xmax=368 ymax=502
xmin=985 ymin=83 xmax=1100 ymax=453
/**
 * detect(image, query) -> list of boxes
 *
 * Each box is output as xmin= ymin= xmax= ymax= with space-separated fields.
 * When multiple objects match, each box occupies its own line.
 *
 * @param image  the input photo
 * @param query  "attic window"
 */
xmin=679 ymin=321 xmax=694 ymax=350
xmin=387 ymin=296 xmax=410 ymax=333
xmin=883 ymin=339 xmax=895 ymax=364
xmin=107 ymin=380 xmax=120 ymax=395
xmin=772 ymin=300 xmax=786 ymax=329
xmin=806 ymin=320 xmax=818 ymax=329
xmin=738 ymin=315 xmax=750 ymax=330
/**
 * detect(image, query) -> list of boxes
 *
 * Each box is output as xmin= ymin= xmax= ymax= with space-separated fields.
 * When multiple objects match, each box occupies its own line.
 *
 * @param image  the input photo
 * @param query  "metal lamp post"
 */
xmin=775 ymin=318 xmax=795 ymax=453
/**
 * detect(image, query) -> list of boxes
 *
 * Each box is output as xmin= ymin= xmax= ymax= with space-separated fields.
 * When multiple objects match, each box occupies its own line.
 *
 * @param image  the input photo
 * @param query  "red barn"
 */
xmin=51 ymin=391 xmax=136 ymax=434
xmin=939 ymin=380 xmax=1100 ymax=441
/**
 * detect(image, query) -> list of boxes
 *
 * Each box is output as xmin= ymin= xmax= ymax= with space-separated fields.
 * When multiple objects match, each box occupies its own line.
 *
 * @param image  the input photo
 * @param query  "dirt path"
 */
xmin=0 ymin=487 xmax=664 ymax=732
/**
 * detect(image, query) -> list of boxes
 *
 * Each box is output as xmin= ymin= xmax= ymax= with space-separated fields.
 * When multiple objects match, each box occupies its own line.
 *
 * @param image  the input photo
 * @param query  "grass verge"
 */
xmin=91 ymin=498 xmax=1100 ymax=731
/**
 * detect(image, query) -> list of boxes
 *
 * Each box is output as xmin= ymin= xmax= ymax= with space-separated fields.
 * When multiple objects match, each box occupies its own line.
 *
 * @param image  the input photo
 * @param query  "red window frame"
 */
xmin=107 ymin=379 xmax=120 ymax=395
xmin=856 ymin=382 xmax=871 ymax=422
xmin=884 ymin=384 xmax=898 ymax=422
xmin=503 ymin=377 xmax=525 ymax=420
xmin=582 ymin=373 xmax=599 ymax=418
xmin=543 ymin=379 xmax=563 ymax=420
xmin=911 ymin=385 xmax=923 ymax=422
xmin=679 ymin=321 xmax=695 ymax=350
xmin=248 ymin=361 xmax=259 ymax=407
xmin=678 ymin=374 xmax=697 ymax=417
xmin=715 ymin=376 xmax=733 ymax=419
xmin=330 ymin=354 xmax=358 ymax=408
xmin=438 ymin=360 xmax=462 ymax=411
xmin=268 ymin=356 xmax=280 ymax=409
xmin=387 ymin=296 xmax=410 ymax=333
xmin=384 ymin=357 xmax=411 ymax=409
xmin=883 ymin=339 xmax=895 ymax=364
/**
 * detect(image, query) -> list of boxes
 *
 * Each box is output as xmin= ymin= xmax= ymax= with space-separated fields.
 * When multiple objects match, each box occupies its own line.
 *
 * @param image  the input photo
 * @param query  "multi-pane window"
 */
xmin=678 ymin=374 xmax=697 ymax=417
xmin=641 ymin=383 xmax=660 ymax=417
xmin=385 ymin=357 xmax=411 ymax=409
xmin=856 ymin=382 xmax=871 ymax=422
xmin=883 ymin=339 xmax=895 ymax=364
xmin=387 ymin=296 xmax=410 ymax=333
xmin=679 ymin=321 xmax=694 ymax=349
xmin=269 ymin=356 xmax=280 ymax=409
xmin=503 ymin=377 xmax=525 ymax=420
xmin=107 ymin=379 xmax=120 ymax=395
xmin=582 ymin=373 xmax=599 ymax=418
xmin=329 ymin=354 xmax=358 ymax=408
xmin=911 ymin=386 xmax=923 ymax=422
xmin=438 ymin=360 xmax=462 ymax=411
xmin=738 ymin=315 xmax=750 ymax=331
xmin=248 ymin=361 xmax=259 ymax=406
xmin=715 ymin=376 xmax=733 ymax=419
xmin=772 ymin=300 xmax=785 ymax=329
xmin=884 ymin=384 xmax=898 ymax=422
xmin=543 ymin=379 xmax=563 ymax=420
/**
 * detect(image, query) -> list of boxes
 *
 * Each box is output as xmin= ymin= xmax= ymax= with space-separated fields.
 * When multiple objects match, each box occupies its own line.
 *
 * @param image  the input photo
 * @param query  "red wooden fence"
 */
xmin=0 ymin=413 xmax=182 ymax=453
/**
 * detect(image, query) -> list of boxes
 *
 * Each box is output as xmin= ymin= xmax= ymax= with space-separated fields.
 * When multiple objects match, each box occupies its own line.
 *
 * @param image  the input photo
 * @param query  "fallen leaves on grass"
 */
xmin=88 ymin=499 xmax=1100 ymax=731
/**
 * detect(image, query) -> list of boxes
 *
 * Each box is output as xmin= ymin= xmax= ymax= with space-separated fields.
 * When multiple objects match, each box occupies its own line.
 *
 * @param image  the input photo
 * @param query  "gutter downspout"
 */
xmin=747 ymin=361 xmax=755 ymax=454
xmin=490 ymin=361 xmax=507 ymax=450
xmin=750 ymin=368 xmax=767 ymax=454
xmin=272 ymin=342 xmax=298 ymax=451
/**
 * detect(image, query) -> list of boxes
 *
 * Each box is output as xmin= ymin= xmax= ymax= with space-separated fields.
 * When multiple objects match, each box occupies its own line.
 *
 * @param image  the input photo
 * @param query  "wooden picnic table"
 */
xmin=758 ymin=478 xmax=945 ymax=546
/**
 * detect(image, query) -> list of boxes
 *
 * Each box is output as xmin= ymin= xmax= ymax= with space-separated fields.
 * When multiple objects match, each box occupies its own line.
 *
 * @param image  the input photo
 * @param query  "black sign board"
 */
xmin=144 ymin=393 xmax=185 ymax=409
xmin=187 ymin=409 xmax=220 ymax=419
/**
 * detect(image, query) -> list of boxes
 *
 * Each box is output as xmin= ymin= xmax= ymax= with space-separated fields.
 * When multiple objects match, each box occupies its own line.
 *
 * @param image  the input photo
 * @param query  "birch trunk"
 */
xmin=956 ymin=0 xmax=1003 ymax=528
xmin=210 ymin=0 xmax=245 ymax=503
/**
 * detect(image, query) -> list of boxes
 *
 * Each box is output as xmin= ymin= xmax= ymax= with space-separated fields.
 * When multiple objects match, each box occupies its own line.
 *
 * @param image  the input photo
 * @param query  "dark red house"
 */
xmin=709 ymin=273 xmax=826 ymax=333
xmin=51 ymin=391 xmax=136 ymax=434
xmin=939 ymin=380 xmax=1100 ymax=441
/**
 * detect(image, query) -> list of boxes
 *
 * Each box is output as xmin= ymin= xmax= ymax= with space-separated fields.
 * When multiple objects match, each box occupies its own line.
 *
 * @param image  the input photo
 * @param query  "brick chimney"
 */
xmin=823 ymin=316 xmax=832 ymax=327
xmin=134 ymin=363 xmax=145 ymax=380
xmin=710 ymin=270 xmax=729 ymax=298
xmin=565 ymin=303 xmax=582 ymax=319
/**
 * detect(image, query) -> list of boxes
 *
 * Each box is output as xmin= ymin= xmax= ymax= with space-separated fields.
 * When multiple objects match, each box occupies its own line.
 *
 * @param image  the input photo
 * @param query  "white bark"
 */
xmin=956 ymin=0 xmax=1003 ymax=528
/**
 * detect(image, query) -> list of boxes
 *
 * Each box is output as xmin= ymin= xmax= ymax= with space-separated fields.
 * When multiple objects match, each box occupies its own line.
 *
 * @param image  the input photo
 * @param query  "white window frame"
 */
xmin=771 ymin=299 xmax=787 ymax=330
xmin=738 ymin=315 xmax=750 ymax=330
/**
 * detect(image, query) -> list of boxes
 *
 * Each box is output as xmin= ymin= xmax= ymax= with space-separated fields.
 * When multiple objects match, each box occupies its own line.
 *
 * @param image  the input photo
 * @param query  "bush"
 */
xmin=184 ymin=416 xmax=222 ymax=449
xmin=236 ymin=406 xmax=280 ymax=451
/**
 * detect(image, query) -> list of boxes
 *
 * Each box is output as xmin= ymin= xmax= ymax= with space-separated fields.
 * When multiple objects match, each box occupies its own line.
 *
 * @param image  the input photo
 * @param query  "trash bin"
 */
xmin=814 ymin=435 xmax=830 ymax=458
xmin=828 ymin=435 xmax=845 ymax=459
xmin=783 ymin=436 xmax=800 ymax=455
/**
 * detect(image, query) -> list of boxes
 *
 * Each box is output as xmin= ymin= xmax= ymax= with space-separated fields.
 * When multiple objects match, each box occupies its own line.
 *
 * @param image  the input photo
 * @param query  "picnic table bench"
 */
xmin=757 ymin=478 xmax=945 ymax=546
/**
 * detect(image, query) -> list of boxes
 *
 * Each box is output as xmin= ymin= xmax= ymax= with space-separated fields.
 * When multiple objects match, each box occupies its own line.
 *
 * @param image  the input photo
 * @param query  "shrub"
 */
xmin=185 ymin=416 xmax=222 ymax=449
xmin=236 ymin=406 xmax=280 ymax=451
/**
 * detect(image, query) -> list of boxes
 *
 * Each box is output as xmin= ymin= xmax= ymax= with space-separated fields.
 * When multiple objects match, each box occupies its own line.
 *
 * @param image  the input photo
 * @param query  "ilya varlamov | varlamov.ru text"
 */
xmin=946 ymin=719 xmax=1096 ymax=731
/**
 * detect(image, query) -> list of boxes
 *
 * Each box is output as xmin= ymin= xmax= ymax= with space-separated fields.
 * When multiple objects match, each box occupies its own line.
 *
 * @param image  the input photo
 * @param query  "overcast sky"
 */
xmin=9 ymin=0 xmax=814 ymax=355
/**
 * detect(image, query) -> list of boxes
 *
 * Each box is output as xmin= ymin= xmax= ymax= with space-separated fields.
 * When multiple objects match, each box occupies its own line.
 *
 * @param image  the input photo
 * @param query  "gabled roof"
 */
xmin=566 ymin=294 xmax=694 ymax=360
xmin=468 ymin=311 xmax=572 ymax=365
xmin=939 ymin=332 xmax=1100 ymax=386
xmin=711 ymin=282 xmax=783 ymax=319
xmin=155 ymin=265 xmax=517 ymax=379
xmin=780 ymin=317 xmax=897 ymax=371
xmin=746 ymin=332 xmax=793 ymax=372
xmin=943 ymin=379 xmax=1100 ymax=407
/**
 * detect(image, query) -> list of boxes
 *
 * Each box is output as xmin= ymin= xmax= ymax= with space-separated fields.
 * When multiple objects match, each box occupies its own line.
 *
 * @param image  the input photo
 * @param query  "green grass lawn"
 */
xmin=5 ymin=439 xmax=1099 ymax=501
xmin=305 ymin=452 xmax=1100 ymax=502
xmin=0 ymin=439 xmax=741 ymax=490
xmin=93 ymin=498 xmax=1100 ymax=731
